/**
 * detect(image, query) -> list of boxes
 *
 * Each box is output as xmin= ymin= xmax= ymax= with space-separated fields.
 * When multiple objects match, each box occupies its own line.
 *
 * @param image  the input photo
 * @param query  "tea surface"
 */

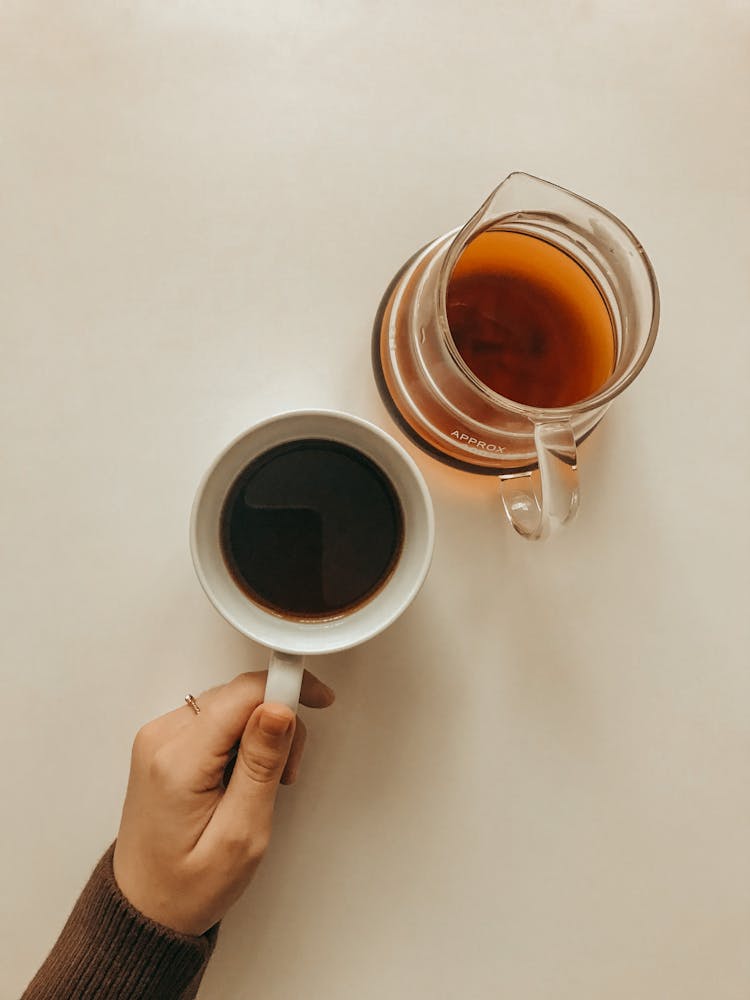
xmin=446 ymin=230 xmax=615 ymax=408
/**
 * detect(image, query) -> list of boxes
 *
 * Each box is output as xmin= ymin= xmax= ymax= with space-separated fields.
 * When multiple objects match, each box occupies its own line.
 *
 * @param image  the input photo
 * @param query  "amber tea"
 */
xmin=446 ymin=230 xmax=615 ymax=409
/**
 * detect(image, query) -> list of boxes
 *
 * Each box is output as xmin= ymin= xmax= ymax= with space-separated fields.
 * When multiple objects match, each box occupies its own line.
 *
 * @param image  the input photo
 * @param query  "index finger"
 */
xmin=298 ymin=669 xmax=336 ymax=709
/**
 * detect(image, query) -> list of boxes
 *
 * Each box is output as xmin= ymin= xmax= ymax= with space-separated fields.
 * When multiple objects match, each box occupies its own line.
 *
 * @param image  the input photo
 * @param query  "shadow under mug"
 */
xmin=373 ymin=172 xmax=660 ymax=540
xmin=190 ymin=410 xmax=435 ymax=710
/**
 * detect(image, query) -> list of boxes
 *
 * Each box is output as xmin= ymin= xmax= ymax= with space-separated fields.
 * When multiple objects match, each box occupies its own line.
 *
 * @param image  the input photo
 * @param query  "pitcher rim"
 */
xmin=435 ymin=174 xmax=661 ymax=421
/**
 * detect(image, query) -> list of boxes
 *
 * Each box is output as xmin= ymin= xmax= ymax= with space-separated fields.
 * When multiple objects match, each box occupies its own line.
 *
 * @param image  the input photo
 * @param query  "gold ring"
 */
xmin=184 ymin=693 xmax=201 ymax=715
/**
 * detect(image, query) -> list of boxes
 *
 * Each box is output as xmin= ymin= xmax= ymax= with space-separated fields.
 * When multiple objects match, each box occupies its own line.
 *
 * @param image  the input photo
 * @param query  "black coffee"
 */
xmin=220 ymin=438 xmax=404 ymax=620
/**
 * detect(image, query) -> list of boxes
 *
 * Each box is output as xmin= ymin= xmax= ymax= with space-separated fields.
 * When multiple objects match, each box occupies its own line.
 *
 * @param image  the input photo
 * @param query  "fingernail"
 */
xmin=259 ymin=706 xmax=294 ymax=737
xmin=321 ymin=683 xmax=335 ymax=702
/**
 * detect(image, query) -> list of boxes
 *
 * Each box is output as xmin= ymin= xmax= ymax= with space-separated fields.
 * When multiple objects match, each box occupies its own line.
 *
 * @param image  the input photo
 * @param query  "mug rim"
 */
xmin=189 ymin=409 xmax=435 ymax=655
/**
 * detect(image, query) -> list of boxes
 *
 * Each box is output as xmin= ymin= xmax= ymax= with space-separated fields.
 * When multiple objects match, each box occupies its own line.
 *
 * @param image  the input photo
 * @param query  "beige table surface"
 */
xmin=3 ymin=3 xmax=749 ymax=998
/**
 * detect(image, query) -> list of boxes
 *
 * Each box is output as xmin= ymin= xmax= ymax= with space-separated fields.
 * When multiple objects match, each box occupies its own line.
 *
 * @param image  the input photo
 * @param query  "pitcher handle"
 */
xmin=498 ymin=422 xmax=579 ymax=540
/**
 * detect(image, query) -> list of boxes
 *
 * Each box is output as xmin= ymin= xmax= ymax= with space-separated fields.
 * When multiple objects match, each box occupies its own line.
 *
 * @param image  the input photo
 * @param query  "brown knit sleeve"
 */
xmin=22 ymin=843 xmax=219 ymax=1000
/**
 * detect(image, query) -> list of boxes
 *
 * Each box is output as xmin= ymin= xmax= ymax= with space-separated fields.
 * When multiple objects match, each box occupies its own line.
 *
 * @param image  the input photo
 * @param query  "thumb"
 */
xmin=215 ymin=703 xmax=296 ymax=846
xmin=238 ymin=702 xmax=296 ymax=789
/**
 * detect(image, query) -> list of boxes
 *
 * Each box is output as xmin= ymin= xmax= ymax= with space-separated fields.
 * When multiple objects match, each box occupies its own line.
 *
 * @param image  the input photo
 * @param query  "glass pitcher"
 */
xmin=372 ymin=172 xmax=659 ymax=539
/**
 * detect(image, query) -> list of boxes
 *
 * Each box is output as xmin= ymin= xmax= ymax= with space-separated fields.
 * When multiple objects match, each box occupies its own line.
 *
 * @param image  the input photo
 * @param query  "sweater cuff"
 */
xmin=23 ymin=843 xmax=219 ymax=1000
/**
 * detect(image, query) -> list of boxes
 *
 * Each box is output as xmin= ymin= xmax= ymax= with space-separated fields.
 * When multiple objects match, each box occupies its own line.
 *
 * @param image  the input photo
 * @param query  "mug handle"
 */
xmin=264 ymin=650 xmax=306 ymax=711
xmin=498 ymin=422 xmax=579 ymax=540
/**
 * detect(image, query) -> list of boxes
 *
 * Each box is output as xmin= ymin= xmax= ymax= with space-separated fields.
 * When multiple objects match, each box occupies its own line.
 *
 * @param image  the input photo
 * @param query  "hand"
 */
xmin=113 ymin=670 xmax=335 ymax=936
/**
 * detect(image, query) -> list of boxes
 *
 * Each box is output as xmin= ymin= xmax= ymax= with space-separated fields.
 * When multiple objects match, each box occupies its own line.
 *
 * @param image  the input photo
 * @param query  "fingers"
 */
xmin=153 ymin=670 xmax=332 ymax=790
xmin=299 ymin=670 xmax=335 ymax=709
xmin=170 ymin=673 xmax=266 ymax=763
xmin=198 ymin=669 xmax=331 ymax=714
xmin=169 ymin=668 xmax=329 ymax=753
xmin=207 ymin=703 xmax=296 ymax=852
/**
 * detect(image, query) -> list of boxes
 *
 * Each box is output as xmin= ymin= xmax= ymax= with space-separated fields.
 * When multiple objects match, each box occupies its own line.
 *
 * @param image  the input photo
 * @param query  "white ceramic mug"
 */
xmin=190 ymin=410 xmax=435 ymax=710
